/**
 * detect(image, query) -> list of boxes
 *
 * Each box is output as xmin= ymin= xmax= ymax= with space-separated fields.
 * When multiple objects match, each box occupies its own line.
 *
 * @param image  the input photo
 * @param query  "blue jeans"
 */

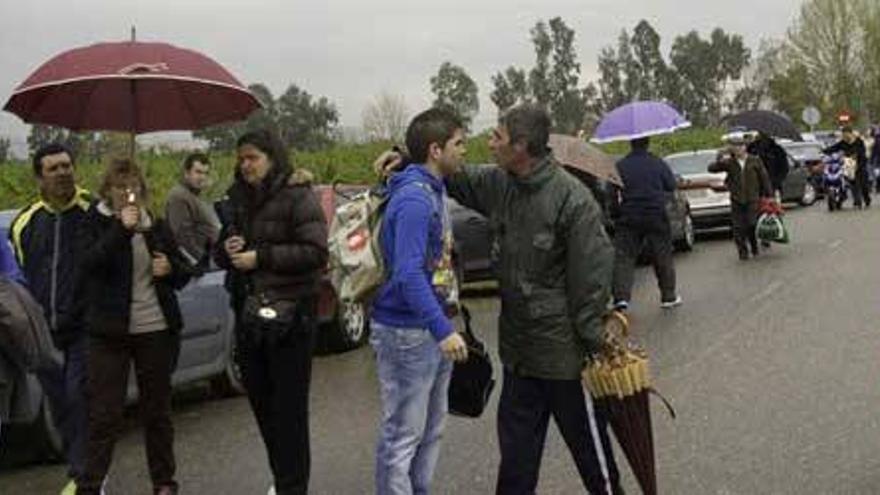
xmin=37 ymin=335 xmax=88 ymax=479
xmin=370 ymin=321 xmax=453 ymax=495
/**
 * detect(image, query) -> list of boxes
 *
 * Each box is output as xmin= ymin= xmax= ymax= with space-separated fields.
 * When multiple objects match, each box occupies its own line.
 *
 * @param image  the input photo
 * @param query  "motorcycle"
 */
xmin=822 ymin=153 xmax=848 ymax=211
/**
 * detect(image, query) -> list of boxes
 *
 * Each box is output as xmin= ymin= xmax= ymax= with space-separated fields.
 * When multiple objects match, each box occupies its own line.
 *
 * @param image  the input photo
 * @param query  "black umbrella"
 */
xmin=723 ymin=110 xmax=802 ymax=141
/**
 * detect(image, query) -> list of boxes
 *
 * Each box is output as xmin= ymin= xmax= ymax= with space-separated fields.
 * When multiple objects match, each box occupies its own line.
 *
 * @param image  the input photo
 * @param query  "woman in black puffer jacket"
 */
xmin=214 ymin=129 xmax=328 ymax=495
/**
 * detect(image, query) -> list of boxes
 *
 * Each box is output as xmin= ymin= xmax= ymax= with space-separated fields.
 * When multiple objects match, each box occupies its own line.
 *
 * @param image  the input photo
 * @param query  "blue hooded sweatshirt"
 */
xmin=370 ymin=165 xmax=453 ymax=341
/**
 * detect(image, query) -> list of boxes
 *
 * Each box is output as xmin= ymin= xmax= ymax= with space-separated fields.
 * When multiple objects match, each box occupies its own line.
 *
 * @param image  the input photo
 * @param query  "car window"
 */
xmin=665 ymin=152 xmax=717 ymax=175
xmin=782 ymin=143 xmax=823 ymax=162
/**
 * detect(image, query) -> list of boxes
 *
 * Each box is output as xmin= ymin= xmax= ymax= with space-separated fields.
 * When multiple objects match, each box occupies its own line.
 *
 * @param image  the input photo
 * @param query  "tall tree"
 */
xmin=430 ymin=62 xmax=480 ymax=128
xmin=787 ymin=0 xmax=865 ymax=118
xmin=362 ymin=92 xmax=409 ymax=142
xmin=529 ymin=21 xmax=553 ymax=109
xmin=490 ymin=67 xmax=530 ymax=114
xmin=862 ymin=0 xmax=880 ymax=120
xmin=596 ymin=46 xmax=626 ymax=113
xmin=276 ymin=83 xmax=339 ymax=151
xmin=490 ymin=17 xmax=589 ymax=133
xmin=630 ymin=20 xmax=667 ymax=101
xmin=546 ymin=17 xmax=589 ymax=133
xmin=669 ymin=28 xmax=750 ymax=125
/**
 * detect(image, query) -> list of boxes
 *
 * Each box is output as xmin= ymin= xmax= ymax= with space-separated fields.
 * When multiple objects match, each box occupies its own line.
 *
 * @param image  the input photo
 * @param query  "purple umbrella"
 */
xmin=591 ymin=101 xmax=691 ymax=144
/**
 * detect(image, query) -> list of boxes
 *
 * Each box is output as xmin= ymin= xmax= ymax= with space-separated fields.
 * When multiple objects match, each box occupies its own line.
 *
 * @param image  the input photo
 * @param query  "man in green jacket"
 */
xmin=709 ymin=133 xmax=772 ymax=260
xmin=378 ymin=104 xmax=622 ymax=494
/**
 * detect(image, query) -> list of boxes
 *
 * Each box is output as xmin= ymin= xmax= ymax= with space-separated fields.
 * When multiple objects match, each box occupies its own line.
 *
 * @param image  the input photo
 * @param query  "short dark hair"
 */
xmin=405 ymin=108 xmax=463 ymax=164
xmin=501 ymin=104 xmax=551 ymax=158
xmin=236 ymin=129 xmax=291 ymax=176
xmin=183 ymin=152 xmax=210 ymax=172
xmin=630 ymin=137 xmax=650 ymax=151
xmin=32 ymin=143 xmax=74 ymax=177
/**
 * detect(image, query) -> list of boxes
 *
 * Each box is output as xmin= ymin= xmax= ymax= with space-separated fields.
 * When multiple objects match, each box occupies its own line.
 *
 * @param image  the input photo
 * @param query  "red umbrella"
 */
xmin=3 ymin=37 xmax=259 ymax=135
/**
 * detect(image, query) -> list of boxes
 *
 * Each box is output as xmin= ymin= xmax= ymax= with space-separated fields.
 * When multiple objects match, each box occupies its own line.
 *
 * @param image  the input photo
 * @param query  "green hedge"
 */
xmin=0 ymin=128 xmax=724 ymax=213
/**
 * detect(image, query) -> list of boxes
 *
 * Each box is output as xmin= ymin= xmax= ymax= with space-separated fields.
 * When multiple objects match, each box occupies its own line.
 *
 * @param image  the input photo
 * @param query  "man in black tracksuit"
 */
xmin=611 ymin=137 xmax=681 ymax=311
xmin=9 ymin=143 xmax=91 ymax=491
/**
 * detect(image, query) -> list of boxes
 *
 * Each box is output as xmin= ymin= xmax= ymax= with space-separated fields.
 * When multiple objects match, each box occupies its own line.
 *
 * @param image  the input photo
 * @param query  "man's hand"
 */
xmin=152 ymin=253 xmax=172 ymax=278
xmin=120 ymin=205 xmax=140 ymax=230
xmin=231 ymin=250 xmax=258 ymax=271
xmin=224 ymin=235 xmax=246 ymax=256
xmin=439 ymin=332 xmax=468 ymax=362
xmin=373 ymin=150 xmax=403 ymax=179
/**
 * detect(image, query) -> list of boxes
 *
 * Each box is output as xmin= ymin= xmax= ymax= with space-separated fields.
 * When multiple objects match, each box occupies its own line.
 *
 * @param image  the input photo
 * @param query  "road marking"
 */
xmin=829 ymin=239 xmax=843 ymax=250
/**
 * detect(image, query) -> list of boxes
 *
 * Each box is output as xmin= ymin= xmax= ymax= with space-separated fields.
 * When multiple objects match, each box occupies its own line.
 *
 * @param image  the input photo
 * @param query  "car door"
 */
xmin=782 ymin=156 xmax=808 ymax=202
xmin=171 ymin=267 xmax=231 ymax=387
xmin=449 ymin=198 xmax=492 ymax=283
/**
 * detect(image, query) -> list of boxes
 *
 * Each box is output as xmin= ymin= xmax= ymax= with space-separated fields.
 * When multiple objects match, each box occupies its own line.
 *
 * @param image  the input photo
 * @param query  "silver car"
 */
xmin=666 ymin=150 xmax=731 ymax=230
xmin=666 ymin=147 xmax=816 ymax=231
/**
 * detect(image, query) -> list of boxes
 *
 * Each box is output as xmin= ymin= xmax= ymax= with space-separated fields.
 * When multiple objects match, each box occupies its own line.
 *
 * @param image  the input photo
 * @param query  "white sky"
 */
xmin=0 ymin=0 xmax=803 ymax=154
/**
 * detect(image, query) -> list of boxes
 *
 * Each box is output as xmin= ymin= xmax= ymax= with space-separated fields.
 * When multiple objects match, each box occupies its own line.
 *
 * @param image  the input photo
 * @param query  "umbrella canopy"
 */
xmin=549 ymin=134 xmax=623 ymax=187
xmin=3 ymin=41 xmax=260 ymax=134
xmin=722 ymin=110 xmax=802 ymax=142
xmin=592 ymin=101 xmax=691 ymax=144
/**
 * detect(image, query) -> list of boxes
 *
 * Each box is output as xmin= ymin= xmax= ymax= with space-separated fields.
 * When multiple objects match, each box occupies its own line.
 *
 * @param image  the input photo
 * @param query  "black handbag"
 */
xmin=241 ymin=294 xmax=302 ymax=346
xmin=448 ymin=304 xmax=495 ymax=418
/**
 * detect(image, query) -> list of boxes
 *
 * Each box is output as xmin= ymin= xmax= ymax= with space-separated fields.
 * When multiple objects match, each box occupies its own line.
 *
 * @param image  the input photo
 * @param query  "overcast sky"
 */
xmin=0 ymin=0 xmax=803 ymax=154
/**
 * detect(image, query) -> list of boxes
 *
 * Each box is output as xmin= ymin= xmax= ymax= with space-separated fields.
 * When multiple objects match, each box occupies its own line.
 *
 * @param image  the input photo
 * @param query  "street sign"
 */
xmin=802 ymin=106 xmax=821 ymax=127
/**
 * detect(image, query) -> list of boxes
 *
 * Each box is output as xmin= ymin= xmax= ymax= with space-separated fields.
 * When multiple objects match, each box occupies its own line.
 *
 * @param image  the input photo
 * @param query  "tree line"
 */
xmin=17 ymin=0 xmax=880 ymax=159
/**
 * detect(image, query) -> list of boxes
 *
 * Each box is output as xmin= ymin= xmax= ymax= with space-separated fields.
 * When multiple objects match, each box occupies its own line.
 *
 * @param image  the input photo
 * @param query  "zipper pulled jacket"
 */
xmin=9 ymin=189 xmax=91 ymax=348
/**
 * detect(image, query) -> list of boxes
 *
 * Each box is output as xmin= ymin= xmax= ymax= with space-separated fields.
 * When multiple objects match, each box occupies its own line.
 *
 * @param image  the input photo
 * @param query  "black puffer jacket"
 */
xmin=215 ymin=167 xmax=328 ymax=309
xmin=80 ymin=205 xmax=190 ymax=338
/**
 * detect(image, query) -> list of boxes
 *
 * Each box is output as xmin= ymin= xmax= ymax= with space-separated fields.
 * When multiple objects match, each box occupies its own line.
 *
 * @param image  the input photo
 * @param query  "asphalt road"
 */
xmin=3 ymin=202 xmax=880 ymax=494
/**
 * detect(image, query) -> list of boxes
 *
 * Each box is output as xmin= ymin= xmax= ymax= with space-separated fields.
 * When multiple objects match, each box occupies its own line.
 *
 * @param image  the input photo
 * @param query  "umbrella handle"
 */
xmin=649 ymin=388 xmax=676 ymax=420
xmin=603 ymin=310 xmax=630 ymax=349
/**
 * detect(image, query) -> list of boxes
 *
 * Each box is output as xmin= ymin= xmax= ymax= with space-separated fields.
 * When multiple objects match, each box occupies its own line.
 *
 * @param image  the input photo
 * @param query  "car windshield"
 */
xmin=665 ymin=153 xmax=717 ymax=175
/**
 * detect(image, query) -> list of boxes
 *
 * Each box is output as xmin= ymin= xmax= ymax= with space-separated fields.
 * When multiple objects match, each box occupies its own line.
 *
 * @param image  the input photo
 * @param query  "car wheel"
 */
xmin=674 ymin=214 xmax=695 ymax=252
xmin=322 ymin=300 xmax=370 ymax=353
xmin=800 ymin=182 xmax=817 ymax=206
xmin=211 ymin=341 xmax=245 ymax=397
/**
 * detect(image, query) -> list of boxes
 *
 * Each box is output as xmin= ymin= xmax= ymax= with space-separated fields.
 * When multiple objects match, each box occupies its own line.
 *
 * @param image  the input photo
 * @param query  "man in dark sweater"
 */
xmin=611 ymin=137 xmax=681 ymax=311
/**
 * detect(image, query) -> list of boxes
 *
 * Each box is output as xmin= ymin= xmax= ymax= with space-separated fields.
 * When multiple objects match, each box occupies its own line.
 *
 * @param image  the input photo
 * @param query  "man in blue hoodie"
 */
xmin=369 ymin=108 xmax=469 ymax=495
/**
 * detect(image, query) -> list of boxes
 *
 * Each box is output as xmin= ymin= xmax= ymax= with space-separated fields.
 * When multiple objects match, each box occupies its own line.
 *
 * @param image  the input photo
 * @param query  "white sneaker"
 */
xmin=660 ymin=296 xmax=683 ymax=309
xmin=268 ymin=486 xmax=276 ymax=495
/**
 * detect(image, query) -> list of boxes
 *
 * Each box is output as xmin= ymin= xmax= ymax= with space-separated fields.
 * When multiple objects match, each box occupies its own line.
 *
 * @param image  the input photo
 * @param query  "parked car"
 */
xmin=664 ymin=150 xmax=731 ymax=230
xmin=665 ymin=146 xmax=815 ymax=230
xmin=808 ymin=129 xmax=840 ymax=148
xmin=781 ymin=141 xmax=826 ymax=199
